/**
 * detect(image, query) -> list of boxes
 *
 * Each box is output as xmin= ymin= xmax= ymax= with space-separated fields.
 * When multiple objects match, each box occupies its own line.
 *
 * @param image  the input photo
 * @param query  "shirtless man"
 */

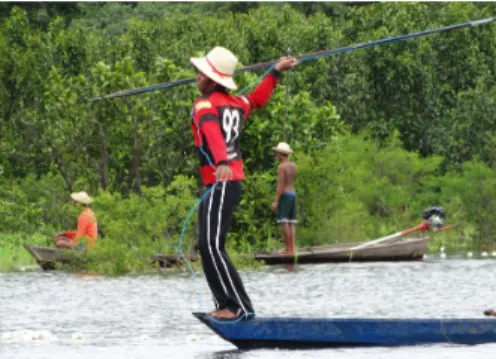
xmin=271 ymin=142 xmax=297 ymax=254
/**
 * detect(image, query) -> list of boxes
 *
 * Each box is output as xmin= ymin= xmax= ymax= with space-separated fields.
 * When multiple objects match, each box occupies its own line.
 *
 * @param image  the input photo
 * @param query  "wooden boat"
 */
xmin=23 ymin=244 xmax=85 ymax=270
xmin=24 ymin=243 xmax=197 ymax=270
xmin=255 ymin=236 xmax=428 ymax=265
xmin=194 ymin=312 xmax=496 ymax=349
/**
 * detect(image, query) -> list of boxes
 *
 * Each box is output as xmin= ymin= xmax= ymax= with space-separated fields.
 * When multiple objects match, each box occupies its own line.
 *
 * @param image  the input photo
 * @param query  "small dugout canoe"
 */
xmin=23 ymin=244 xmax=84 ymax=270
xmin=24 ymin=243 xmax=195 ymax=271
xmin=255 ymin=236 xmax=428 ymax=265
xmin=194 ymin=312 xmax=496 ymax=349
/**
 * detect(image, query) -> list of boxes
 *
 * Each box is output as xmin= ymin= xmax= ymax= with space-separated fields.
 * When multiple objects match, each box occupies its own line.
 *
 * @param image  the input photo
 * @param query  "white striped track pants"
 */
xmin=198 ymin=180 xmax=254 ymax=316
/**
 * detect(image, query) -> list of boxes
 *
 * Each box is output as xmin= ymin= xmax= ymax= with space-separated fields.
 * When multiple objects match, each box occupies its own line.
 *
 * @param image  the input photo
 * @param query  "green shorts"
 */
xmin=276 ymin=193 xmax=297 ymax=223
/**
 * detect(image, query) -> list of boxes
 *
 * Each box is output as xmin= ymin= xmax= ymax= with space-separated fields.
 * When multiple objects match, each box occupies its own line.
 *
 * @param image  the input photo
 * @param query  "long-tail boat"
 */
xmin=255 ymin=236 xmax=428 ymax=265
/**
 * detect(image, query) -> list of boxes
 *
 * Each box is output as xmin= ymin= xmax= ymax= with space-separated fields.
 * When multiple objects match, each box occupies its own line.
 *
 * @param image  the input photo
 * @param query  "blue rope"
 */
xmin=176 ymin=184 xmax=215 ymax=310
xmin=177 ymin=184 xmax=215 ymax=275
xmin=236 ymin=65 xmax=276 ymax=94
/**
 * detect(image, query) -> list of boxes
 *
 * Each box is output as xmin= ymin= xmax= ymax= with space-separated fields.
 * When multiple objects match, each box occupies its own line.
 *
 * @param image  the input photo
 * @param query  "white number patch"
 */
xmin=222 ymin=109 xmax=241 ymax=144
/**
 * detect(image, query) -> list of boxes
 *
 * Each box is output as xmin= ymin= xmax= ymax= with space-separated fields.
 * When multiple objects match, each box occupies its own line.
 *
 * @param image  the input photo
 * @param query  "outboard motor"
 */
xmin=422 ymin=207 xmax=445 ymax=232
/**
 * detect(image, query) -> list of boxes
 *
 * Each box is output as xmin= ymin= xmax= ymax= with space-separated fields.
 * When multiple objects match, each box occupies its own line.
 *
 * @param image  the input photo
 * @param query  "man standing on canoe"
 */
xmin=271 ymin=142 xmax=297 ymax=254
xmin=190 ymin=46 xmax=297 ymax=319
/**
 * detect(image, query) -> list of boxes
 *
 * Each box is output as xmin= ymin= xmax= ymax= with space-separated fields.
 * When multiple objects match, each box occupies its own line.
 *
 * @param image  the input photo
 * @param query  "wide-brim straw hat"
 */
xmin=190 ymin=46 xmax=238 ymax=90
xmin=70 ymin=191 xmax=93 ymax=205
xmin=272 ymin=142 xmax=293 ymax=155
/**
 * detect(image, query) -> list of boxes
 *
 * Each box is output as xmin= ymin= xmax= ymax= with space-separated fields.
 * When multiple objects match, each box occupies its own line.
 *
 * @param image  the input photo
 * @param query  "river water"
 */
xmin=1 ymin=259 xmax=495 ymax=358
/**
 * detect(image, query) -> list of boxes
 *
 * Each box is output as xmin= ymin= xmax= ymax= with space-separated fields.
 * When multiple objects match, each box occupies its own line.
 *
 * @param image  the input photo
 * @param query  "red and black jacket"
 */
xmin=191 ymin=69 xmax=281 ymax=186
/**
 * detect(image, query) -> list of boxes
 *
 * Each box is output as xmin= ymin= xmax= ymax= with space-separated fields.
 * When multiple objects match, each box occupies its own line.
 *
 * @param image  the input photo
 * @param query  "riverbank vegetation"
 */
xmin=1 ymin=2 xmax=495 ymax=273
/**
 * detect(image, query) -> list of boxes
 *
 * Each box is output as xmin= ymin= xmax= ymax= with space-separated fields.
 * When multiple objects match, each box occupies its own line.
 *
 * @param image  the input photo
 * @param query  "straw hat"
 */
xmin=272 ymin=142 xmax=293 ymax=155
xmin=190 ymin=46 xmax=238 ymax=90
xmin=70 ymin=192 xmax=93 ymax=205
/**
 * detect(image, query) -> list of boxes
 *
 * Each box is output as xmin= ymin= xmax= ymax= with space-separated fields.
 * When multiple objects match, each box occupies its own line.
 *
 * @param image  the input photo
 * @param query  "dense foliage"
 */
xmin=0 ymin=3 xmax=495 ymax=272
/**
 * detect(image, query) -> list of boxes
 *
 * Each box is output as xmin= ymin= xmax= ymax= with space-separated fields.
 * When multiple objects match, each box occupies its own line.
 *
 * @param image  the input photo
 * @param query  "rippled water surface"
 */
xmin=2 ymin=259 xmax=496 ymax=358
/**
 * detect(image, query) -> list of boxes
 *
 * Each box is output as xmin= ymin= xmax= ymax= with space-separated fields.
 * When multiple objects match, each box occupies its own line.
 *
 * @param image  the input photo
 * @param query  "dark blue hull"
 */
xmin=193 ymin=313 xmax=496 ymax=350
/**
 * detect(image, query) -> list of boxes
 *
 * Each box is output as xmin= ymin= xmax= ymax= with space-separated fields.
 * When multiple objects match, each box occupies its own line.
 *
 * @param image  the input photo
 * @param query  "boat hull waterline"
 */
xmin=193 ymin=313 xmax=496 ymax=349
xmin=255 ymin=236 xmax=428 ymax=265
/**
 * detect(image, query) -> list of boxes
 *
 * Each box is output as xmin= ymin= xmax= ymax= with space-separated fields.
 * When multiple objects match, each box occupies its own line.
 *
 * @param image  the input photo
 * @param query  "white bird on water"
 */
xmin=467 ymin=252 xmax=473 ymax=258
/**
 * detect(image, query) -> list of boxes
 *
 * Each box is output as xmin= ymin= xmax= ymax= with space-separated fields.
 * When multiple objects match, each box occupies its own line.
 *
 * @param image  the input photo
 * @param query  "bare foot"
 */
xmin=209 ymin=309 xmax=221 ymax=316
xmin=210 ymin=308 xmax=238 ymax=319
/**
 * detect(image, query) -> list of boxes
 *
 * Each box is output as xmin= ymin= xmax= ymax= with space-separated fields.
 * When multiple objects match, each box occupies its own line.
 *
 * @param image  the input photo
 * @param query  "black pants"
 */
xmin=198 ymin=180 xmax=254 ymax=316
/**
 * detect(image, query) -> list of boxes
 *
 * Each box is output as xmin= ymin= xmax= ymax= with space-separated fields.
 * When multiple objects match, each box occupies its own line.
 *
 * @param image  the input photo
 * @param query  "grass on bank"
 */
xmin=0 ymin=225 xmax=489 ymax=275
xmin=0 ymin=233 xmax=52 ymax=272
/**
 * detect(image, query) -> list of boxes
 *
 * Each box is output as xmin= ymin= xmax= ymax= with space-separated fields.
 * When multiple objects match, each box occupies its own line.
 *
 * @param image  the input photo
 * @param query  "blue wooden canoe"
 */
xmin=193 ymin=313 xmax=496 ymax=349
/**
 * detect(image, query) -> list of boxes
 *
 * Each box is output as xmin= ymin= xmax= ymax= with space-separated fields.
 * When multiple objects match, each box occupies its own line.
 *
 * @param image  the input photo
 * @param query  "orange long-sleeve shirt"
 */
xmin=65 ymin=208 xmax=98 ymax=246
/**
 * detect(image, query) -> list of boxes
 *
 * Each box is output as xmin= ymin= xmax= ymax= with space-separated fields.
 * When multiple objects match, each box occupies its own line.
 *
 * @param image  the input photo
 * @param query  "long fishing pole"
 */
xmin=91 ymin=16 xmax=495 ymax=101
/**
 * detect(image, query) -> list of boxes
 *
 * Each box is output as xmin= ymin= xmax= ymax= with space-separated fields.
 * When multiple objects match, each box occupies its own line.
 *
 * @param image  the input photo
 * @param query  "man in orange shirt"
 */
xmin=55 ymin=192 xmax=98 ymax=249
